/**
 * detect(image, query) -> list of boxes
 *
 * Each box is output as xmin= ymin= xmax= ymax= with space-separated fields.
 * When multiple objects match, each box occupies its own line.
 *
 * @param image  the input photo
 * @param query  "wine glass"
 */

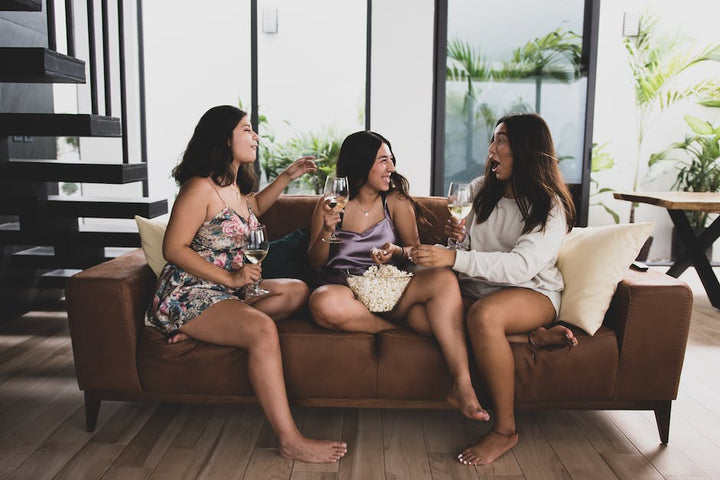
xmin=322 ymin=175 xmax=349 ymax=243
xmin=447 ymin=182 xmax=472 ymax=250
xmin=244 ymin=224 xmax=270 ymax=297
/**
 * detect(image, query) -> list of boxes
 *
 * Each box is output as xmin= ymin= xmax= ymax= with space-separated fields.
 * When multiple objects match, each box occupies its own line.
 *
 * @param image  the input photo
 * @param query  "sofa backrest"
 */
xmin=259 ymin=195 xmax=450 ymax=245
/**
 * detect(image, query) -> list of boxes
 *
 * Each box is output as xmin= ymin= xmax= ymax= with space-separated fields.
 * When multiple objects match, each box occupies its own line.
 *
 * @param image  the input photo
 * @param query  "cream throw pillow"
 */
xmin=557 ymin=222 xmax=654 ymax=335
xmin=135 ymin=215 xmax=168 ymax=276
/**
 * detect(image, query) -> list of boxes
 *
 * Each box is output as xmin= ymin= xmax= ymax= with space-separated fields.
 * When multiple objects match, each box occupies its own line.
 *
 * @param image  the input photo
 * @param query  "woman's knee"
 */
xmin=246 ymin=314 xmax=280 ymax=350
xmin=309 ymin=288 xmax=349 ymax=329
xmin=417 ymin=267 xmax=460 ymax=297
xmin=264 ymin=278 xmax=310 ymax=312
xmin=283 ymin=279 xmax=310 ymax=308
xmin=466 ymin=300 xmax=502 ymax=336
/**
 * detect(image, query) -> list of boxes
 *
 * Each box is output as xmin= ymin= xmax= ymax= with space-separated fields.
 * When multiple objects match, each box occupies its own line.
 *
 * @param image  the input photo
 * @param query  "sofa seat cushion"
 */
xmin=514 ymin=325 xmax=619 ymax=403
xmin=138 ymin=326 xmax=252 ymax=395
xmin=278 ymin=318 xmax=378 ymax=399
xmin=376 ymin=325 xmax=618 ymax=404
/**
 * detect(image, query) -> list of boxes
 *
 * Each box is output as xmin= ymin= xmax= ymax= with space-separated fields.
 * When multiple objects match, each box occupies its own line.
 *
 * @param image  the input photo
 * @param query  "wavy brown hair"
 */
xmin=172 ymin=105 xmax=258 ymax=193
xmin=336 ymin=131 xmax=432 ymax=231
xmin=473 ymin=113 xmax=575 ymax=233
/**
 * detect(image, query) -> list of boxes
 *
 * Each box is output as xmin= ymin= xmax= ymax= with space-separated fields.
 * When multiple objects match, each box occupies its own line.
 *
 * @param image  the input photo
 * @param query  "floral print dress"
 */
xmin=145 ymin=207 xmax=249 ymax=334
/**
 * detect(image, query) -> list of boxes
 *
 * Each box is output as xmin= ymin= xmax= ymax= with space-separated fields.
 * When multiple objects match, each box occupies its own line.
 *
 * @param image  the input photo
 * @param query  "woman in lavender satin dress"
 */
xmin=307 ymin=130 xmax=486 ymax=423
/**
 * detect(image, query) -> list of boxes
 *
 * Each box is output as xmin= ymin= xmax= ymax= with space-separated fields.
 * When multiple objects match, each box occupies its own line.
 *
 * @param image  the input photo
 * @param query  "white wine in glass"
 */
xmin=447 ymin=182 xmax=472 ymax=250
xmin=244 ymin=224 xmax=270 ymax=297
xmin=323 ymin=175 xmax=349 ymax=243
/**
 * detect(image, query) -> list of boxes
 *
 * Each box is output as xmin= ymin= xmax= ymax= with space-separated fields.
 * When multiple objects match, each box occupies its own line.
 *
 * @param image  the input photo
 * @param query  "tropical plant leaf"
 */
xmin=684 ymin=115 xmax=713 ymax=135
xmin=600 ymin=202 xmax=620 ymax=224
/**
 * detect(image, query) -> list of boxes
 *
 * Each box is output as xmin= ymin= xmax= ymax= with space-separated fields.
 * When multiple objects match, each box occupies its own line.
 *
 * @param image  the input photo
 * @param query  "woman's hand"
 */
xmin=282 ymin=156 xmax=317 ymax=180
xmin=321 ymin=196 xmax=342 ymax=236
xmin=409 ymin=244 xmax=456 ymax=268
xmin=445 ymin=217 xmax=467 ymax=243
xmin=229 ymin=264 xmax=262 ymax=288
xmin=370 ymin=242 xmax=399 ymax=264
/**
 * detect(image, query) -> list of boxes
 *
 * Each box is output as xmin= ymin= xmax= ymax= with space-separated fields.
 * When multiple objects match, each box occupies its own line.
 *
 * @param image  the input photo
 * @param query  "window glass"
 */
xmin=444 ymin=0 xmax=587 ymax=193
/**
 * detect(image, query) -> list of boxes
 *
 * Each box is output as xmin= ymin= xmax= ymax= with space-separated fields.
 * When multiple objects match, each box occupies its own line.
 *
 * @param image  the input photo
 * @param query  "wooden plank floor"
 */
xmin=1 ymin=267 xmax=719 ymax=480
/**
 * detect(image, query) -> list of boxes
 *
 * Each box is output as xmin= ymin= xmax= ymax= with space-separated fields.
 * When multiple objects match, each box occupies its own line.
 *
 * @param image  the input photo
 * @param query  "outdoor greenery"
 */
xmin=445 ymin=26 xmax=581 ymax=179
xmin=650 ymin=115 xmax=720 ymax=228
xmin=239 ymin=100 xmax=346 ymax=195
xmin=623 ymin=10 xmax=720 ymax=222
xmin=261 ymin=127 xmax=344 ymax=195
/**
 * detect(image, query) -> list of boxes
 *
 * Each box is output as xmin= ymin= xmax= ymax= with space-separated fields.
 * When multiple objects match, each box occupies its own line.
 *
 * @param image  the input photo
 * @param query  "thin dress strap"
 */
xmin=207 ymin=178 xmax=229 ymax=208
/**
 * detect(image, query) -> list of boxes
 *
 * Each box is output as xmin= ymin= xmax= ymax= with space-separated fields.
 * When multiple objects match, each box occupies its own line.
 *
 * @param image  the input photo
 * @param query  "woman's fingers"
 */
xmin=409 ymin=245 xmax=455 ymax=267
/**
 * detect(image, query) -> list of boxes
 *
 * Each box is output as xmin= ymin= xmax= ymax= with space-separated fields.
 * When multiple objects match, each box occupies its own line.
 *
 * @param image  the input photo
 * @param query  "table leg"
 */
xmin=667 ymin=209 xmax=720 ymax=308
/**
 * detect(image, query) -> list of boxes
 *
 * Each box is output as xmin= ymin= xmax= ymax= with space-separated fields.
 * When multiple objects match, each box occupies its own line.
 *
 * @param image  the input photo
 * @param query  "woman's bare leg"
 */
xmin=179 ymin=300 xmax=347 ymax=463
xmin=168 ymin=279 xmax=309 ymax=343
xmin=245 ymin=278 xmax=309 ymax=320
xmin=390 ymin=268 xmax=487 ymax=422
xmin=309 ymin=284 xmax=396 ymax=333
xmin=458 ymin=288 xmax=555 ymax=466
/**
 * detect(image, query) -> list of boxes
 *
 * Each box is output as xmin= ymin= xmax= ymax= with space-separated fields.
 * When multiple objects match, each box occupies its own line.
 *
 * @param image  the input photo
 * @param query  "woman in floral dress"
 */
xmin=145 ymin=105 xmax=347 ymax=464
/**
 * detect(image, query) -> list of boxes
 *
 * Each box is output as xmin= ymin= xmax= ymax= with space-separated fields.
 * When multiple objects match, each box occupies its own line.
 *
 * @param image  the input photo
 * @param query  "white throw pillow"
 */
xmin=557 ymin=222 xmax=654 ymax=335
xmin=134 ymin=215 xmax=168 ymax=276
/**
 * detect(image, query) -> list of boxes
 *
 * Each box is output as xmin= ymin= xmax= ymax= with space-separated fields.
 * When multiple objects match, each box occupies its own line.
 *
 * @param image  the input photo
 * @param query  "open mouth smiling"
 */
xmin=490 ymin=160 xmax=500 ymax=173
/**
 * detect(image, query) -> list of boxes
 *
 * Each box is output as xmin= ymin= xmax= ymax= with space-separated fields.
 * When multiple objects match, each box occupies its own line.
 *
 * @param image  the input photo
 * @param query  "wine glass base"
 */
xmin=322 ymin=237 xmax=343 ymax=244
xmin=244 ymin=288 xmax=270 ymax=299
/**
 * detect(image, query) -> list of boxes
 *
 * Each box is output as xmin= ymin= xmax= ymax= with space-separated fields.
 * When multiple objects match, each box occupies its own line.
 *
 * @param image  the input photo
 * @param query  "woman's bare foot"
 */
xmin=446 ymin=380 xmax=490 ymax=421
xmin=528 ymin=325 xmax=577 ymax=348
xmin=167 ymin=332 xmax=190 ymax=344
xmin=279 ymin=436 xmax=348 ymax=463
xmin=457 ymin=429 xmax=518 ymax=466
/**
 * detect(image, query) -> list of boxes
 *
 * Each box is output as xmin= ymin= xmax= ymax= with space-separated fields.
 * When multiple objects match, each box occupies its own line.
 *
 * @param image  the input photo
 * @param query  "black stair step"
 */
xmin=11 ymin=246 xmax=87 ymax=268
xmin=39 ymin=269 xmax=82 ymax=289
xmin=46 ymin=195 xmax=168 ymax=218
xmin=0 ymin=222 xmax=141 ymax=247
xmin=0 ymin=113 xmax=121 ymax=137
xmin=11 ymin=245 xmax=134 ymax=268
xmin=0 ymin=48 xmax=85 ymax=83
xmin=2 ymin=159 xmax=147 ymax=183
xmin=77 ymin=223 xmax=141 ymax=246
xmin=0 ymin=0 xmax=42 ymax=11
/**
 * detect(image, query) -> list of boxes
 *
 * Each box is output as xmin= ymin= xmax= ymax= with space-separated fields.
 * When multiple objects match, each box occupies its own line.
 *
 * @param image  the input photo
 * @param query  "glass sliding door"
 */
xmin=255 ymin=0 xmax=368 ymax=194
xmin=435 ymin=0 xmax=597 ymax=224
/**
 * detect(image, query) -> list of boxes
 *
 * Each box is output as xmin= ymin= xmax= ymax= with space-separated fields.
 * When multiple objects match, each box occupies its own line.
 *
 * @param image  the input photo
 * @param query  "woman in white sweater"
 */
xmin=410 ymin=113 xmax=577 ymax=466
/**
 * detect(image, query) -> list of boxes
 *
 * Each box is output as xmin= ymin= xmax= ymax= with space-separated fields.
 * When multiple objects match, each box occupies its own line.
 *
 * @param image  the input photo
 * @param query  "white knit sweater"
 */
xmin=452 ymin=176 xmax=567 ymax=314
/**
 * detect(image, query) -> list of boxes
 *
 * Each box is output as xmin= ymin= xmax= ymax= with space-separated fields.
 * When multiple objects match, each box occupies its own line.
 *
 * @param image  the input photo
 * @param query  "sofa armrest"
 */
xmin=65 ymin=249 xmax=155 ymax=393
xmin=603 ymin=269 xmax=693 ymax=401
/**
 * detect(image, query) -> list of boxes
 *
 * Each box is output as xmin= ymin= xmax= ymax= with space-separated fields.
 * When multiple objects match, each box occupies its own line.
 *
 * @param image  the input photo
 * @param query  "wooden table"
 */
xmin=614 ymin=192 xmax=720 ymax=308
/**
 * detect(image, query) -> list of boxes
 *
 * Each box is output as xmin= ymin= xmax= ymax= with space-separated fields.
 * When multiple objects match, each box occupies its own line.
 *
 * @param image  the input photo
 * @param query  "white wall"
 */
xmin=370 ymin=0 xmax=435 ymax=196
xmin=143 ymin=0 xmax=251 ymax=218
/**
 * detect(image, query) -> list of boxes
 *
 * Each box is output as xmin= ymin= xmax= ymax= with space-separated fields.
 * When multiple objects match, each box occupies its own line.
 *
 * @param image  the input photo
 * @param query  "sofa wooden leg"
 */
xmin=84 ymin=391 xmax=101 ymax=432
xmin=654 ymin=401 xmax=671 ymax=444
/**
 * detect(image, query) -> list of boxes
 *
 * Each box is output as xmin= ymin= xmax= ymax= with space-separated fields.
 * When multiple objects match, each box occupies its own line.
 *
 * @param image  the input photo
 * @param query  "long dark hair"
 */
xmin=172 ymin=105 xmax=258 ymax=193
xmin=473 ymin=113 xmax=575 ymax=233
xmin=336 ymin=130 xmax=431 ymax=230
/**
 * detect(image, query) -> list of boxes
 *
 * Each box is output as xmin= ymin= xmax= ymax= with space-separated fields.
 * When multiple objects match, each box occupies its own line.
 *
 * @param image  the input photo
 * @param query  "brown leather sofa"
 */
xmin=65 ymin=195 xmax=693 ymax=443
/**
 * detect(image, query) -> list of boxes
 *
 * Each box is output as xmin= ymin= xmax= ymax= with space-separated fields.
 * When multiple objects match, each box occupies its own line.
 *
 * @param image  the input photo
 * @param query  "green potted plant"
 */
xmin=261 ymin=127 xmax=345 ymax=194
xmin=650 ymin=115 xmax=720 ymax=258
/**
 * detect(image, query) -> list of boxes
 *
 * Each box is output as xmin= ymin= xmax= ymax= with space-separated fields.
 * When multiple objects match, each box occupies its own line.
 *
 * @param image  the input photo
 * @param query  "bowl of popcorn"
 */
xmin=346 ymin=264 xmax=413 ymax=312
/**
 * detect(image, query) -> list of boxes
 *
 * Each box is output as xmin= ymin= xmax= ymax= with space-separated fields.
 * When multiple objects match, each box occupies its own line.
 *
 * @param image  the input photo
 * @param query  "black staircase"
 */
xmin=0 ymin=0 xmax=166 ymax=311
